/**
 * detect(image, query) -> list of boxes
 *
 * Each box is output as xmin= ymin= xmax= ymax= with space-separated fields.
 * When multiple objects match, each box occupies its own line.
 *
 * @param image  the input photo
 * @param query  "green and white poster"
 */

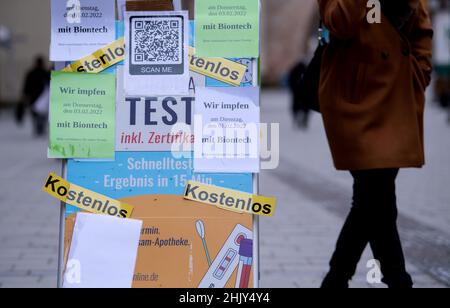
xmin=48 ymin=71 xmax=116 ymax=159
xmin=195 ymin=0 xmax=260 ymax=58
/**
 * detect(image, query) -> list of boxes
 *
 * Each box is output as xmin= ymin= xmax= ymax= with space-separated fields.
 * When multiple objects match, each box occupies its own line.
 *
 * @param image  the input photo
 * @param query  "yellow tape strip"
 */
xmin=62 ymin=38 xmax=125 ymax=74
xmin=183 ymin=181 xmax=276 ymax=217
xmin=61 ymin=39 xmax=247 ymax=87
xmin=189 ymin=47 xmax=247 ymax=86
xmin=43 ymin=173 xmax=134 ymax=218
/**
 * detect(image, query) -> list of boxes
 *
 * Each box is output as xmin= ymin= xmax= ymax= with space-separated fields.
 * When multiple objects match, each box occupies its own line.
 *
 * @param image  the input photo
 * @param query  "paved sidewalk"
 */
xmin=0 ymin=89 xmax=448 ymax=288
xmin=0 ymin=113 xmax=60 ymax=288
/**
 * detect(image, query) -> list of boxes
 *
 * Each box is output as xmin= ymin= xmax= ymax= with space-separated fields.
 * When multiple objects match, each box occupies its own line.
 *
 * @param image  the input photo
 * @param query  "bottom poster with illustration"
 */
xmin=64 ymin=152 xmax=254 ymax=288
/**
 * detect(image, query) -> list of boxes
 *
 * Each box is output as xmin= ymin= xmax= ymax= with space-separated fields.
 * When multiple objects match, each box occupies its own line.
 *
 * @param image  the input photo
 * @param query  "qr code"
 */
xmin=131 ymin=16 xmax=183 ymax=65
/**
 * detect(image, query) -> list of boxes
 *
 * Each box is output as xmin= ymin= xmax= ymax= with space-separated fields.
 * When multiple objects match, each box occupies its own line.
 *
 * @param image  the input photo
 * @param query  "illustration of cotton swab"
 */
xmin=196 ymin=220 xmax=212 ymax=267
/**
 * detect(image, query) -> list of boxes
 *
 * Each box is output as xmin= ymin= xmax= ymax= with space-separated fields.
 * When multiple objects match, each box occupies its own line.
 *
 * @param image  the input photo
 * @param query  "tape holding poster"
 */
xmin=64 ymin=152 xmax=254 ymax=288
xmin=188 ymin=47 xmax=247 ymax=87
xmin=62 ymin=38 xmax=125 ymax=74
xmin=43 ymin=173 xmax=134 ymax=218
xmin=188 ymin=21 xmax=255 ymax=88
xmin=184 ymin=181 xmax=276 ymax=217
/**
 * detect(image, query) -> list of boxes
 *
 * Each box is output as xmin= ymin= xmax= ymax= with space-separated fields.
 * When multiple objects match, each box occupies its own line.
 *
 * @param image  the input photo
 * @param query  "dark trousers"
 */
xmin=31 ymin=111 xmax=46 ymax=136
xmin=322 ymin=169 xmax=413 ymax=288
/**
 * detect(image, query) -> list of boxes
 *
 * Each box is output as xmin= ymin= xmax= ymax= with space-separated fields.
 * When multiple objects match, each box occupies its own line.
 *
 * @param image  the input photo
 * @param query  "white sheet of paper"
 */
xmin=194 ymin=87 xmax=260 ymax=173
xmin=124 ymin=11 xmax=190 ymax=96
xmin=64 ymin=213 xmax=142 ymax=288
xmin=50 ymin=0 xmax=116 ymax=61
xmin=116 ymin=66 xmax=199 ymax=152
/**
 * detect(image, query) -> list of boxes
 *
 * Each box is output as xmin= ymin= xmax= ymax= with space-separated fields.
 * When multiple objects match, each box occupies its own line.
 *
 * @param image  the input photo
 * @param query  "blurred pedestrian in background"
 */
xmin=288 ymin=61 xmax=310 ymax=129
xmin=430 ymin=0 xmax=450 ymax=123
xmin=32 ymin=85 xmax=50 ymax=133
xmin=22 ymin=56 xmax=50 ymax=136
xmin=317 ymin=0 xmax=433 ymax=288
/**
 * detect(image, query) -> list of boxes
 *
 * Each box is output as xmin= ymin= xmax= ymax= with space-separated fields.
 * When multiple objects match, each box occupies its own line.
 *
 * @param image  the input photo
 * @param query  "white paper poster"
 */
xmin=124 ymin=11 xmax=190 ymax=96
xmin=50 ymin=0 xmax=116 ymax=61
xmin=64 ymin=213 xmax=142 ymax=288
xmin=116 ymin=66 xmax=199 ymax=152
xmin=194 ymin=87 xmax=260 ymax=173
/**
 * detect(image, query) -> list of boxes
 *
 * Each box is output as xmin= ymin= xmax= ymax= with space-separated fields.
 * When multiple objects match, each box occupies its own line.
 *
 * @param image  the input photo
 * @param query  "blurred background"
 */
xmin=0 ymin=0 xmax=449 ymax=288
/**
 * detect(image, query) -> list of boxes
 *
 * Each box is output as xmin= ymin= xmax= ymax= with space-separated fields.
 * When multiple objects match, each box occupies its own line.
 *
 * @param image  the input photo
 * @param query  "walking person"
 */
xmin=317 ymin=0 xmax=433 ymax=288
xmin=288 ymin=61 xmax=310 ymax=129
xmin=23 ymin=56 xmax=50 ymax=136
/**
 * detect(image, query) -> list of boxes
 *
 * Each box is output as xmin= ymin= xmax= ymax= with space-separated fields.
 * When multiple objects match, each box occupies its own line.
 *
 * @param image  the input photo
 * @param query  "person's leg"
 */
xmin=31 ymin=111 xmax=39 ymax=136
xmin=321 ymin=171 xmax=372 ymax=288
xmin=302 ymin=108 xmax=310 ymax=129
xmin=448 ymin=94 xmax=450 ymax=125
xmin=290 ymin=90 xmax=297 ymax=118
xmin=15 ymin=101 xmax=25 ymax=125
xmin=36 ymin=114 xmax=46 ymax=136
xmin=366 ymin=169 xmax=413 ymax=288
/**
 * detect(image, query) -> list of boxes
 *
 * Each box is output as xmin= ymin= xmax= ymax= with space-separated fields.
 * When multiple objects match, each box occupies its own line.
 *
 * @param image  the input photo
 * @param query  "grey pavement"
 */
xmin=0 ymin=113 xmax=60 ymax=288
xmin=0 ymin=89 xmax=449 ymax=288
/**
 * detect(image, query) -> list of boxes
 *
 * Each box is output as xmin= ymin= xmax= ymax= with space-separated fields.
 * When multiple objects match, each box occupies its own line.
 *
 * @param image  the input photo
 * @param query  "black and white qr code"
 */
xmin=129 ymin=15 xmax=185 ymax=75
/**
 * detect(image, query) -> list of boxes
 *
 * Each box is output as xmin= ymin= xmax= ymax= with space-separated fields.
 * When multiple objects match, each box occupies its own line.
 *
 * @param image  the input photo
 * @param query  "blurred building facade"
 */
xmin=0 ymin=0 xmax=318 ymax=105
xmin=1 ymin=0 xmax=445 ymax=105
xmin=261 ymin=0 xmax=317 ymax=85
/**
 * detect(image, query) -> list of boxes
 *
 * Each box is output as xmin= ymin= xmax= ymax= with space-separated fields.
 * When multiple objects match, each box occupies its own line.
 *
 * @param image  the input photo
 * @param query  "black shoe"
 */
xmin=382 ymin=273 xmax=413 ymax=289
xmin=320 ymin=272 xmax=350 ymax=289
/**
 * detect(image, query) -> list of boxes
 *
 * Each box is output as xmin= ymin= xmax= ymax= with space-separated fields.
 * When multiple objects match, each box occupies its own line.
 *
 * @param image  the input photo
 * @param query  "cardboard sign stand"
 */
xmin=57 ymin=68 xmax=261 ymax=288
xmin=55 ymin=2 xmax=261 ymax=289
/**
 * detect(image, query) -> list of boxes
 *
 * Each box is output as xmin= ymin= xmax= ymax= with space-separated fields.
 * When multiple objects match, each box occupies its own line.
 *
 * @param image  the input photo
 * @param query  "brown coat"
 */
xmin=318 ymin=0 xmax=433 ymax=170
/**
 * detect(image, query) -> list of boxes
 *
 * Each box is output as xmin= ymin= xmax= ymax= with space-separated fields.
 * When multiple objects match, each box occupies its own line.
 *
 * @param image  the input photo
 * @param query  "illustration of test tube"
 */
xmin=235 ymin=239 xmax=253 ymax=288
